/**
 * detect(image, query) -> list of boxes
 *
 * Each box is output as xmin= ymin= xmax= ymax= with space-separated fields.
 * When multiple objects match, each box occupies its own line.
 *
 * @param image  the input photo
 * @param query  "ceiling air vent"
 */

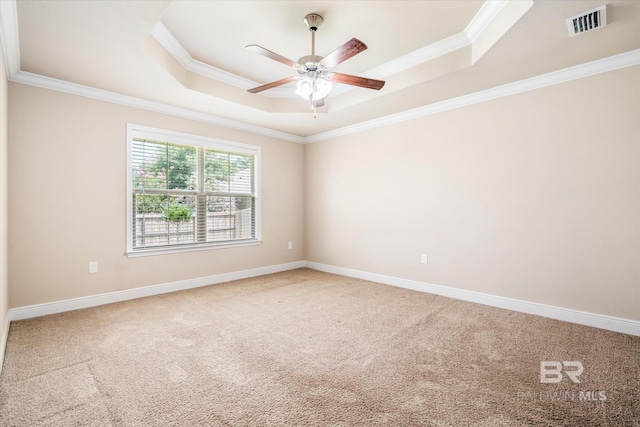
xmin=566 ymin=5 xmax=607 ymax=37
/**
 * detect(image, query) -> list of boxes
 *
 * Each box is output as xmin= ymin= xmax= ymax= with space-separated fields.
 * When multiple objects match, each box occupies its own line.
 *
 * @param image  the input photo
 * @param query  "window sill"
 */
xmin=126 ymin=239 xmax=262 ymax=258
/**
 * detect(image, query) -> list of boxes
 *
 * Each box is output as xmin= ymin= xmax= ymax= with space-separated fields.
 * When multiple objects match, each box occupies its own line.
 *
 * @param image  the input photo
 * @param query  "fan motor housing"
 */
xmin=298 ymin=55 xmax=325 ymax=72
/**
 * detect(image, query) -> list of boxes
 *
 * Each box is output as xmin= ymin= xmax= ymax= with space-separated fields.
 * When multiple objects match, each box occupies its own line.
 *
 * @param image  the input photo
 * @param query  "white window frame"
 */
xmin=126 ymin=123 xmax=261 ymax=257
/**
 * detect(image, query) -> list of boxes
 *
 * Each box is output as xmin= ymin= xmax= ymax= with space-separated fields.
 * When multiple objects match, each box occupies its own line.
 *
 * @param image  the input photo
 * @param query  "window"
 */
xmin=126 ymin=124 xmax=260 ymax=256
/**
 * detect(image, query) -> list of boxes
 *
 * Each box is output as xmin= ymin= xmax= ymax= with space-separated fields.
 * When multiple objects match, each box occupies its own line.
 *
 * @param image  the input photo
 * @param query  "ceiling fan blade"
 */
xmin=246 ymin=44 xmax=302 ymax=69
xmin=319 ymin=38 xmax=367 ymax=69
xmin=247 ymin=76 xmax=297 ymax=94
xmin=330 ymin=73 xmax=385 ymax=90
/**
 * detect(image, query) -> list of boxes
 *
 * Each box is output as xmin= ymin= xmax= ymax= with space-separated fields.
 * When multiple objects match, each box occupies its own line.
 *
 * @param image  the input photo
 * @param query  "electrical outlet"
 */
xmin=288 ymin=241 xmax=293 ymax=249
xmin=421 ymin=254 xmax=428 ymax=264
xmin=88 ymin=262 xmax=99 ymax=274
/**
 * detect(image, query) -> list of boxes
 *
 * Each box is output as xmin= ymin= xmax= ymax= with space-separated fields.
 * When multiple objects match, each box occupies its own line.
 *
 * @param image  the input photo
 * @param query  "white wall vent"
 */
xmin=566 ymin=5 xmax=607 ymax=37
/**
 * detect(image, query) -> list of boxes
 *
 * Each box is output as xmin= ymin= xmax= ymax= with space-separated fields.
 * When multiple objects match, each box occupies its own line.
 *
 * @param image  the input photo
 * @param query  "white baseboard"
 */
xmin=8 ymin=261 xmax=306 ymax=321
xmin=0 ymin=311 xmax=9 ymax=376
xmin=304 ymin=261 xmax=640 ymax=337
xmin=6 ymin=260 xmax=638 ymax=337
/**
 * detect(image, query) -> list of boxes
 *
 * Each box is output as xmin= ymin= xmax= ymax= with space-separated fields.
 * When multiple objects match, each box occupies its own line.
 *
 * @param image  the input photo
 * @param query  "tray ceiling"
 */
xmin=3 ymin=0 xmax=640 ymax=140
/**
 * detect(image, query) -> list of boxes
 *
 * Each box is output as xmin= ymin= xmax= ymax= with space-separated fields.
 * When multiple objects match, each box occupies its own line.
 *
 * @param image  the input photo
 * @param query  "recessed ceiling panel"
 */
xmin=160 ymin=1 xmax=483 ymax=84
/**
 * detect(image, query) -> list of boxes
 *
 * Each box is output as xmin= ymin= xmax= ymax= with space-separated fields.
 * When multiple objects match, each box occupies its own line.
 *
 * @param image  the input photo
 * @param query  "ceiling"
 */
xmin=3 ymin=1 xmax=640 ymax=140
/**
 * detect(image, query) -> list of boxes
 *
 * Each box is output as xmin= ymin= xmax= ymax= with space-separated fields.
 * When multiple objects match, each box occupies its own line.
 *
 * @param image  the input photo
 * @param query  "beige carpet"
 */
xmin=0 ymin=268 xmax=638 ymax=426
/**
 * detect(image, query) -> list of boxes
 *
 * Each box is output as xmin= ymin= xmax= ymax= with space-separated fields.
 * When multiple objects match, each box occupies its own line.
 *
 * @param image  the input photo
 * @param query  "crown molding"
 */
xmin=465 ymin=0 xmax=509 ymax=41
xmin=305 ymin=49 xmax=640 ymax=143
xmin=151 ymin=22 xmax=295 ymax=99
xmin=365 ymin=32 xmax=471 ymax=80
xmin=149 ymin=22 xmax=355 ymax=95
xmin=10 ymin=70 xmax=306 ymax=143
xmin=0 ymin=0 xmax=19 ymax=77
xmin=6 ymin=49 xmax=639 ymax=145
xmin=2 ymin=0 xmax=638 ymax=145
xmin=364 ymin=0 xmax=513 ymax=80
xmin=151 ymin=22 xmax=253 ymax=89
xmin=150 ymin=21 xmax=344 ymax=99
xmin=151 ymin=1 xmax=507 ymax=90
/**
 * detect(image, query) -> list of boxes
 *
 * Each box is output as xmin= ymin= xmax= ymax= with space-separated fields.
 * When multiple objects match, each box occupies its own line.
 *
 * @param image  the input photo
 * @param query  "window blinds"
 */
xmin=127 ymin=125 xmax=259 ymax=254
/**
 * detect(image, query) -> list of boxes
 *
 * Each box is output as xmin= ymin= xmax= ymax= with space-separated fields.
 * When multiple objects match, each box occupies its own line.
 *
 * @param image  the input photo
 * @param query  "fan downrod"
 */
xmin=302 ymin=13 xmax=324 ymax=60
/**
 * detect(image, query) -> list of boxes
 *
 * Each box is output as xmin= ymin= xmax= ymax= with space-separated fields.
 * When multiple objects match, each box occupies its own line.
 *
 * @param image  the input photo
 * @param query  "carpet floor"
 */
xmin=0 ymin=268 xmax=638 ymax=426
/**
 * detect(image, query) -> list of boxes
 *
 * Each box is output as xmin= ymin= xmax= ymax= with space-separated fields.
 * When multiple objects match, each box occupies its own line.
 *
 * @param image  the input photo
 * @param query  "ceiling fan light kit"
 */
xmin=295 ymin=74 xmax=333 ymax=102
xmin=246 ymin=13 xmax=385 ymax=117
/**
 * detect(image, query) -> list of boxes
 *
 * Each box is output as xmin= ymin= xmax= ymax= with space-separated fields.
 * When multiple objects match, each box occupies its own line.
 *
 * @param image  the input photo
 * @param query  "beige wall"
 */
xmin=8 ymin=83 xmax=305 ymax=308
xmin=5 ymin=64 xmax=639 ymax=323
xmin=305 ymin=66 xmax=640 ymax=321
xmin=0 ymin=41 xmax=8 ymax=338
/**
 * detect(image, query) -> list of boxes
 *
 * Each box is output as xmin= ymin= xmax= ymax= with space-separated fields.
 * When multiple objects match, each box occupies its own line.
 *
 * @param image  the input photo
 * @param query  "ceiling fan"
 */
xmin=246 ymin=13 xmax=385 ymax=115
